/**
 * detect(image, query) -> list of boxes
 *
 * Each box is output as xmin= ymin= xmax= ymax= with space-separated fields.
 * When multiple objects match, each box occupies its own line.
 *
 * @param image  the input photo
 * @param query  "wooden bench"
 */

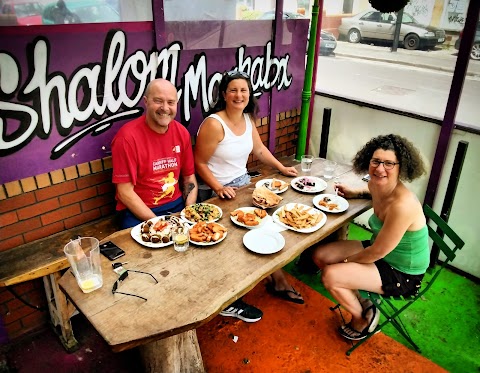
xmin=0 ymin=216 xmax=120 ymax=351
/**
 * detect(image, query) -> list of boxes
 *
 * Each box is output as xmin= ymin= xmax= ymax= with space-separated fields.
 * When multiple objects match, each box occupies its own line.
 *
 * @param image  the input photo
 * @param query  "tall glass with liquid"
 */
xmin=64 ymin=237 xmax=103 ymax=293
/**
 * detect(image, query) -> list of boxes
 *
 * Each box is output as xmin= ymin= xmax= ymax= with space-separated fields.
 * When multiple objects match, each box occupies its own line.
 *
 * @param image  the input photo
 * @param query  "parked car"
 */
xmin=338 ymin=9 xmax=446 ymax=50
xmin=42 ymin=0 xmax=119 ymax=24
xmin=454 ymin=21 xmax=480 ymax=60
xmin=0 ymin=0 xmax=43 ymax=25
xmin=258 ymin=11 xmax=308 ymax=20
xmin=259 ymin=11 xmax=337 ymax=55
xmin=318 ymin=30 xmax=337 ymax=55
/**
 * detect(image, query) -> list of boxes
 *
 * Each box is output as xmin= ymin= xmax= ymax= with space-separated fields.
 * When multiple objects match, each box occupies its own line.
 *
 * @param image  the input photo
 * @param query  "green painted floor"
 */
xmin=284 ymin=224 xmax=480 ymax=373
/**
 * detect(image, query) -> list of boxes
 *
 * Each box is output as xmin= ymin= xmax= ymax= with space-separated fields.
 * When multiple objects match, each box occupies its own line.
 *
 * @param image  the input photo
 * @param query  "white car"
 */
xmin=338 ymin=9 xmax=445 ymax=50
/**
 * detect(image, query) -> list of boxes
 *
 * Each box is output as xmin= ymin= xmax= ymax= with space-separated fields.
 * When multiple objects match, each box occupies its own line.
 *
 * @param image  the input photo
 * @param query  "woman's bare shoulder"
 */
xmin=198 ymin=115 xmax=224 ymax=133
xmin=388 ymin=188 xmax=424 ymax=225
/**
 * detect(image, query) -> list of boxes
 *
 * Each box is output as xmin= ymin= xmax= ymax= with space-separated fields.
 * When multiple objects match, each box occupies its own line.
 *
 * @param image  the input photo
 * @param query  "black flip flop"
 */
xmin=339 ymin=306 xmax=379 ymax=340
xmin=265 ymin=282 xmax=305 ymax=304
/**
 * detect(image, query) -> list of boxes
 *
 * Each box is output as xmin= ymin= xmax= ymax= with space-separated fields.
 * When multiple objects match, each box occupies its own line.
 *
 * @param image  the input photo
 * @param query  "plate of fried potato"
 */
xmin=230 ymin=207 xmax=268 ymax=229
xmin=255 ymin=178 xmax=289 ymax=194
xmin=189 ymin=221 xmax=228 ymax=246
xmin=272 ymin=203 xmax=326 ymax=233
xmin=181 ymin=203 xmax=222 ymax=224
xmin=313 ymin=194 xmax=349 ymax=213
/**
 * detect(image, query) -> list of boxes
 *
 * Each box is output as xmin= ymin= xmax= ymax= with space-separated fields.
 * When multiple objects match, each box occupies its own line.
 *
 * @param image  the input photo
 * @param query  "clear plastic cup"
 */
xmin=64 ymin=237 xmax=103 ymax=293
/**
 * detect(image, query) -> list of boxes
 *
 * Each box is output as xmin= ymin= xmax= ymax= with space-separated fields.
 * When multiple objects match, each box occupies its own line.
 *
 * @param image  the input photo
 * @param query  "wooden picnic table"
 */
xmin=59 ymin=158 xmax=372 ymax=372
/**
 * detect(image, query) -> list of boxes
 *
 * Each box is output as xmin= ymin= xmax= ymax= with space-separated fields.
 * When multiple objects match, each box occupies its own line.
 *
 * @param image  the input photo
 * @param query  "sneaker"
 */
xmin=219 ymin=299 xmax=263 ymax=322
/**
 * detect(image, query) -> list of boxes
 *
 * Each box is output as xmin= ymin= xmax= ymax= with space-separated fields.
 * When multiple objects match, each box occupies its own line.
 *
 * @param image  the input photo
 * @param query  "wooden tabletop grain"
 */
xmin=59 ymin=158 xmax=372 ymax=352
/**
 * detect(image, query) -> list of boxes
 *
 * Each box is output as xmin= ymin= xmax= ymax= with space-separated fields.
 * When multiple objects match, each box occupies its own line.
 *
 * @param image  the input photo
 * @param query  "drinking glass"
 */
xmin=301 ymin=155 xmax=314 ymax=172
xmin=323 ymin=160 xmax=337 ymax=180
xmin=64 ymin=237 xmax=103 ymax=293
xmin=173 ymin=226 xmax=190 ymax=252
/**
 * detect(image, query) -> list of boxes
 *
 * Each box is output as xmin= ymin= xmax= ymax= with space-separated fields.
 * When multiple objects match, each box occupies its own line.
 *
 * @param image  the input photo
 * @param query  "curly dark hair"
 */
xmin=352 ymin=134 xmax=426 ymax=182
xmin=208 ymin=70 xmax=259 ymax=119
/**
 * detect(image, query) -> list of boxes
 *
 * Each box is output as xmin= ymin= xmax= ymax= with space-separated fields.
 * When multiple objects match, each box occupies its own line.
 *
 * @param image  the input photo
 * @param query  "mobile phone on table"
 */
xmin=248 ymin=170 xmax=262 ymax=177
xmin=100 ymin=241 xmax=125 ymax=261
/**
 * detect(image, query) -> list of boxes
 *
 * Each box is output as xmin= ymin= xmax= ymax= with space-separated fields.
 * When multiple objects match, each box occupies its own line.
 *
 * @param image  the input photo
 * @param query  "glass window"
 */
xmin=0 ymin=0 xmax=152 ymax=26
xmin=1 ymin=0 xmax=44 ymax=26
xmin=457 ymin=12 xmax=480 ymax=129
xmin=164 ymin=0 xmax=274 ymax=50
xmin=315 ymin=0 xmax=479 ymax=131
xmin=361 ymin=11 xmax=381 ymax=22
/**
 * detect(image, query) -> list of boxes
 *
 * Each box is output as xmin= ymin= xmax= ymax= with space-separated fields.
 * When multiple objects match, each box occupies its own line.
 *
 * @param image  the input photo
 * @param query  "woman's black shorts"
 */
xmin=361 ymin=240 xmax=424 ymax=297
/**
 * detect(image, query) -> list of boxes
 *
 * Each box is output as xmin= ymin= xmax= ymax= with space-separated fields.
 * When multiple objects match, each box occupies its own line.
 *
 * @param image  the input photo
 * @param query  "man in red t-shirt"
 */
xmin=112 ymin=79 xmax=198 ymax=228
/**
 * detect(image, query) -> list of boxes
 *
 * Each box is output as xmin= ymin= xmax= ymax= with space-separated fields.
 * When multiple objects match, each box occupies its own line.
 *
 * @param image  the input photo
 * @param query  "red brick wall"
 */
xmin=0 ymin=158 xmax=116 ymax=341
xmin=248 ymin=109 xmax=300 ymax=167
xmin=0 ymin=109 xmax=300 ymax=342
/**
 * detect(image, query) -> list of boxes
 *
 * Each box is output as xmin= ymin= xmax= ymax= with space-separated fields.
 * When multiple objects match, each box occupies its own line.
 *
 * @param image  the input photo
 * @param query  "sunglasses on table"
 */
xmin=369 ymin=159 xmax=399 ymax=170
xmin=111 ymin=269 xmax=158 ymax=301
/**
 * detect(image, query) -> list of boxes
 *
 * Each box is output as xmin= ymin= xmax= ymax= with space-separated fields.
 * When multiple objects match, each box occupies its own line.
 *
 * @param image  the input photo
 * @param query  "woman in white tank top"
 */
xmin=194 ymin=70 xmax=304 ymax=313
xmin=195 ymin=71 xmax=297 ymax=200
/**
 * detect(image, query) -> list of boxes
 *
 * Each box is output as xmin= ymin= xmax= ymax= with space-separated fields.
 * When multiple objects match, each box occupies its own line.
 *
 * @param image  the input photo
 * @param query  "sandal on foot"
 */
xmin=362 ymin=304 xmax=380 ymax=333
xmin=339 ymin=306 xmax=379 ymax=340
xmin=265 ymin=282 xmax=305 ymax=304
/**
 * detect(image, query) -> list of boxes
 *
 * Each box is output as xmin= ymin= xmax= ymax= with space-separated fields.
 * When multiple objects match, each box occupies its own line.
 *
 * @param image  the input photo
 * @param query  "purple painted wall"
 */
xmin=0 ymin=19 xmax=308 ymax=184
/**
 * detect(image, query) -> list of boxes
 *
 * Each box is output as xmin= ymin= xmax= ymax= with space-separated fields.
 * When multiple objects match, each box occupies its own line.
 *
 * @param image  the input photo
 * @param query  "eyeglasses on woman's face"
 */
xmin=369 ymin=158 xmax=399 ymax=170
xmin=112 ymin=269 xmax=158 ymax=301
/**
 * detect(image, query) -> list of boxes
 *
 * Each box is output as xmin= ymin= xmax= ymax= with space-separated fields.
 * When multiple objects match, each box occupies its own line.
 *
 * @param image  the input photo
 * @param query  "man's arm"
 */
xmin=182 ymin=174 xmax=198 ymax=206
xmin=116 ymin=182 xmax=156 ymax=222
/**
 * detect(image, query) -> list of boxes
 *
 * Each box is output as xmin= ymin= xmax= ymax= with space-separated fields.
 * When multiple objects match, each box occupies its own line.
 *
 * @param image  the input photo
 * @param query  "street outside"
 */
xmin=315 ymin=41 xmax=480 ymax=130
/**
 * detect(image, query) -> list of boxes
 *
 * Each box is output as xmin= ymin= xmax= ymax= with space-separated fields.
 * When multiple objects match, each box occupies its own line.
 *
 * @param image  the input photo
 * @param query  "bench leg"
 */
xmin=138 ymin=329 xmax=205 ymax=373
xmin=43 ymin=272 xmax=79 ymax=352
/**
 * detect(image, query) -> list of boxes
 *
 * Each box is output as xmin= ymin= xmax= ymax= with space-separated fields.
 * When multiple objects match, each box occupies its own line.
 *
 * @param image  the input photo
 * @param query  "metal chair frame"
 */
xmin=333 ymin=204 xmax=465 ymax=356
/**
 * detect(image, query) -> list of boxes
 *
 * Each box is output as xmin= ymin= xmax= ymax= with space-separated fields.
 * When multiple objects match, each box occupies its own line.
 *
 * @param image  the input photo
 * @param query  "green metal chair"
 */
xmin=338 ymin=204 xmax=465 ymax=356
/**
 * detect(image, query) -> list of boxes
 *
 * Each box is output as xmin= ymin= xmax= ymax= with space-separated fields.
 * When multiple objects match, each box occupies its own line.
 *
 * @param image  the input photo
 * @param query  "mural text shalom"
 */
xmin=0 ymin=30 xmax=292 ymax=160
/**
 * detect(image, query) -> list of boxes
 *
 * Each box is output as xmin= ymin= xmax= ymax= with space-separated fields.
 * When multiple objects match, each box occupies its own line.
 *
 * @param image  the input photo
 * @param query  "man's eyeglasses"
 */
xmin=370 ymin=159 xmax=399 ymax=170
xmin=225 ymin=70 xmax=250 ymax=79
xmin=111 ymin=269 xmax=158 ymax=301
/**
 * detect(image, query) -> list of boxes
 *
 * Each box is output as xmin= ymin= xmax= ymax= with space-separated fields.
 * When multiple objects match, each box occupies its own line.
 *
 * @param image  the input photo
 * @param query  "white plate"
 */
xmin=243 ymin=230 xmax=285 ymax=254
xmin=313 ymin=194 xmax=349 ymax=213
xmin=272 ymin=203 xmax=327 ymax=233
xmin=230 ymin=207 xmax=268 ymax=229
xmin=130 ymin=216 xmax=181 ymax=248
xmin=255 ymin=179 xmax=289 ymax=194
xmin=189 ymin=223 xmax=228 ymax=246
xmin=180 ymin=203 xmax=223 ymax=224
xmin=291 ymin=176 xmax=327 ymax=194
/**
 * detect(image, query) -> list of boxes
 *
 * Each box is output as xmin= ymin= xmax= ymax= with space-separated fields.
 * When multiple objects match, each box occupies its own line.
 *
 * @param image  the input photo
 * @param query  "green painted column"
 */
xmin=296 ymin=0 xmax=319 ymax=160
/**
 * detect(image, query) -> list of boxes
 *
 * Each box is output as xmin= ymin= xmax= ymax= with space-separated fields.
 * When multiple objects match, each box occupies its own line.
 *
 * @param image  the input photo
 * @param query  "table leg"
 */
xmin=43 ymin=272 xmax=79 ymax=352
xmin=333 ymin=223 xmax=349 ymax=240
xmin=138 ymin=329 xmax=205 ymax=373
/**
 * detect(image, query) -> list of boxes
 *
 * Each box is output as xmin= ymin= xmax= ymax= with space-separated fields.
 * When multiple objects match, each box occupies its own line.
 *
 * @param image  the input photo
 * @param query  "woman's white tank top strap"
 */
xmin=200 ymin=113 xmax=253 ymax=185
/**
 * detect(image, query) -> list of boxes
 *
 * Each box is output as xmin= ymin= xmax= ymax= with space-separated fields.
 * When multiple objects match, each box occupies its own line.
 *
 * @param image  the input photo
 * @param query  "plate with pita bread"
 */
xmin=255 ymin=178 xmax=289 ymax=194
xmin=252 ymin=186 xmax=283 ymax=209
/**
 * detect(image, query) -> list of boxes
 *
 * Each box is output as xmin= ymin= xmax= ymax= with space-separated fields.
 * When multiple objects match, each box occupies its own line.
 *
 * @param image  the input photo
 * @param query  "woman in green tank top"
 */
xmin=312 ymin=134 xmax=428 ymax=341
